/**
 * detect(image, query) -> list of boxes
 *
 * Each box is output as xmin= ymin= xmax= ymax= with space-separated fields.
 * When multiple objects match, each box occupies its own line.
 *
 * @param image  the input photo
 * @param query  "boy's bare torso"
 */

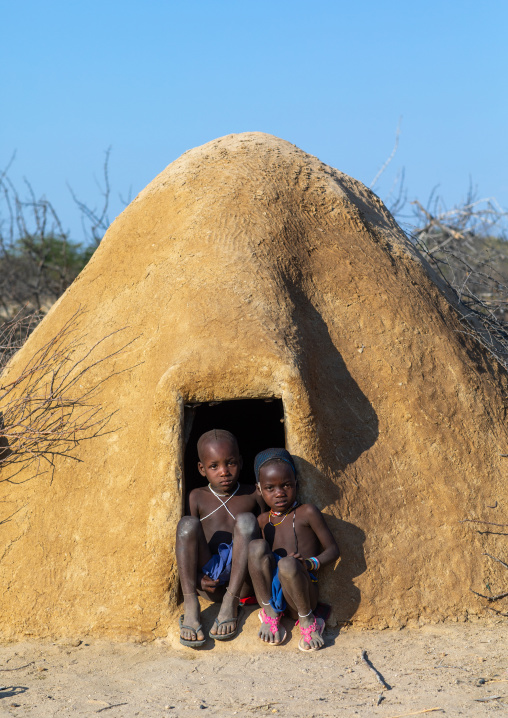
xmin=258 ymin=504 xmax=322 ymax=559
xmin=190 ymin=484 xmax=262 ymax=553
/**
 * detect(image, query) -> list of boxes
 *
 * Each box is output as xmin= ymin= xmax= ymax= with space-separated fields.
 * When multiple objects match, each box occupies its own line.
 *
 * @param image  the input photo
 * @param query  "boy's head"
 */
xmin=254 ymin=448 xmax=297 ymax=512
xmin=197 ymin=429 xmax=242 ymax=492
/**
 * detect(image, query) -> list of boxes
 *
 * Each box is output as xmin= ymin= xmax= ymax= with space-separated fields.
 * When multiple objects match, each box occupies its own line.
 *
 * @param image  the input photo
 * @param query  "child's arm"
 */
xmin=257 ymin=511 xmax=270 ymax=532
xmin=292 ymin=504 xmax=340 ymax=568
xmin=188 ymin=489 xmax=201 ymax=518
xmin=255 ymin=491 xmax=268 ymax=514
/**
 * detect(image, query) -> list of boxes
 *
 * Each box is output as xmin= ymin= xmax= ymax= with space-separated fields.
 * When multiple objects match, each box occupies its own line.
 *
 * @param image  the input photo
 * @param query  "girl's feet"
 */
xmin=258 ymin=606 xmax=286 ymax=645
xmin=297 ymin=614 xmax=325 ymax=652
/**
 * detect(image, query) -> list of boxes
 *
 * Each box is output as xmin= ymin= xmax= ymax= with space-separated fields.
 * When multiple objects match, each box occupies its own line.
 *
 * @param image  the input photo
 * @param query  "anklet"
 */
xmin=261 ymin=600 xmax=271 ymax=606
xmin=226 ymin=587 xmax=241 ymax=599
xmin=298 ymin=609 xmax=313 ymax=618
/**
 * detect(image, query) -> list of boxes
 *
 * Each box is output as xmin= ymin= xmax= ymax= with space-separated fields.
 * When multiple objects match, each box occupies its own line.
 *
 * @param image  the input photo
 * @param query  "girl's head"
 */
xmin=254 ymin=448 xmax=297 ymax=512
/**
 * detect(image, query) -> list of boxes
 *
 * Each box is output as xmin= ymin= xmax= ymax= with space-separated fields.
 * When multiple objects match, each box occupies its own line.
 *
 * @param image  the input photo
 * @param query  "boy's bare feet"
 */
xmin=210 ymin=592 xmax=241 ymax=639
xmin=180 ymin=593 xmax=205 ymax=645
xmin=258 ymin=605 xmax=286 ymax=645
xmin=297 ymin=614 xmax=325 ymax=652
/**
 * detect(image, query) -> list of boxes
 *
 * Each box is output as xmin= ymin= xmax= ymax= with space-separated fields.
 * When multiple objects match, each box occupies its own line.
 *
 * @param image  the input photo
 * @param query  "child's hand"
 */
xmin=200 ymin=575 xmax=220 ymax=592
xmin=288 ymin=552 xmax=305 ymax=564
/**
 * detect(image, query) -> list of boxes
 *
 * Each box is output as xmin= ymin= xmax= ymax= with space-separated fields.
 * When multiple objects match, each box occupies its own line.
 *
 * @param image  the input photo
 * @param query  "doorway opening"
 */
xmin=183 ymin=398 xmax=285 ymax=501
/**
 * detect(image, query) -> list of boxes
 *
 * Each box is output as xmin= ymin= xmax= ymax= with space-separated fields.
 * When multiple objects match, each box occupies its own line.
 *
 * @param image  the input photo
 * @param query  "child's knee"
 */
xmin=176 ymin=515 xmax=200 ymax=540
xmin=277 ymin=556 xmax=301 ymax=580
xmin=235 ymin=512 xmax=257 ymax=537
xmin=248 ymin=538 xmax=269 ymax=562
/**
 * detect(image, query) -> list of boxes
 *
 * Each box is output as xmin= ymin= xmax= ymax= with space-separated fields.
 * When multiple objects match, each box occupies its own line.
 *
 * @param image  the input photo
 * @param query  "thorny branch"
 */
xmin=372 ymin=132 xmax=508 ymax=371
xmin=468 ymin=534 xmax=508 ymax=615
xmin=403 ymin=189 xmax=508 ymax=370
xmin=0 ymin=309 xmax=141 ymax=483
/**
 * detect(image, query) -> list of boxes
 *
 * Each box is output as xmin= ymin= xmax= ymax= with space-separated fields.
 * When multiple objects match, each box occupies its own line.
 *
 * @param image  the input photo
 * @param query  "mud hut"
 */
xmin=1 ymin=132 xmax=506 ymax=640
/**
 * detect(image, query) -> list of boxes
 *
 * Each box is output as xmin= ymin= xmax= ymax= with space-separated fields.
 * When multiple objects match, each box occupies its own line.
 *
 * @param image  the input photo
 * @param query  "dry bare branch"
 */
xmin=68 ymin=147 xmax=113 ymax=246
xmin=483 ymin=552 xmax=508 ymax=570
xmin=370 ymin=118 xmax=402 ymax=190
xmin=404 ymin=189 xmax=508 ymax=370
xmin=470 ymin=588 xmax=508 ymax=602
xmin=0 ymin=308 xmax=141 ymax=483
xmin=0 ymin=153 xmax=118 ymax=325
xmin=469 ymin=537 xmax=508 ymax=615
xmin=460 ymin=520 xmax=508 ymax=527
xmin=486 ymin=606 xmax=508 ymax=617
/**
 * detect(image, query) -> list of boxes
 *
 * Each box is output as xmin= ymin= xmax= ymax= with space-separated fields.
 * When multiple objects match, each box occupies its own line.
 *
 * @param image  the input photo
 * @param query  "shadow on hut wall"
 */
xmin=286 ymin=279 xmax=378 ymax=475
xmin=284 ymin=279 xmax=377 ymax=623
xmin=295 ymin=456 xmax=366 ymax=626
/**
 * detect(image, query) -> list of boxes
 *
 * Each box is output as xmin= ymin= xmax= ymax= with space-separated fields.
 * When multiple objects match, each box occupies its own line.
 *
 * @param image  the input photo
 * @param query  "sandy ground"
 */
xmin=0 ymin=609 xmax=506 ymax=718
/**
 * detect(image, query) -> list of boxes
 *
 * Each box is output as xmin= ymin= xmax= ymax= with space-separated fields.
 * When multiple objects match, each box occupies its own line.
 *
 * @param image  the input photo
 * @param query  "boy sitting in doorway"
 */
xmin=248 ymin=448 xmax=340 ymax=652
xmin=176 ymin=429 xmax=263 ymax=647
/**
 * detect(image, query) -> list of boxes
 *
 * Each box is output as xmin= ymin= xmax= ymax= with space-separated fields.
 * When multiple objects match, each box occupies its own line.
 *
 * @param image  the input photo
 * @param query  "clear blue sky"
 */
xmin=1 ymin=0 xmax=507 ymax=242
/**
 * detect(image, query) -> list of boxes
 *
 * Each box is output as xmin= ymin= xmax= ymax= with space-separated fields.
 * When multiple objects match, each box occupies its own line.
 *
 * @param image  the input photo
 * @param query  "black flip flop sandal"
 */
xmin=209 ymin=605 xmax=244 ymax=641
xmin=179 ymin=614 xmax=206 ymax=648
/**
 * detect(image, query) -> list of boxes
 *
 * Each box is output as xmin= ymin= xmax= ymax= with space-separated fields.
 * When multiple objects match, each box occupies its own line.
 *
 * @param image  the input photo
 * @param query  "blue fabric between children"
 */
xmin=202 ymin=542 xmax=233 ymax=585
xmin=270 ymin=552 xmax=286 ymax=612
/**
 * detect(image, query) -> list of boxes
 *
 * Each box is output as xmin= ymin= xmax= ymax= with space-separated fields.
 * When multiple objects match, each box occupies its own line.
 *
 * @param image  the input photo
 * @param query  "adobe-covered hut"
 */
xmin=1 ymin=132 xmax=506 ymax=640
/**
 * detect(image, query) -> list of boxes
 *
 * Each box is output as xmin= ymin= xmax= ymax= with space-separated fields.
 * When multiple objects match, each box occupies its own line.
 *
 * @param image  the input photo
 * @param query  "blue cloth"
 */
xmin=270 ymin=552 xmax=286 ymax=612
xmin=202 ymin=542 xmax=233 ymax=585
xmin=254 ymin=448 xmax=296 ymax=482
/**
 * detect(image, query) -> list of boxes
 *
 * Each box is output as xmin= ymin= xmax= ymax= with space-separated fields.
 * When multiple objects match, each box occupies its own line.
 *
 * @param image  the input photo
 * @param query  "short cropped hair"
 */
xmin=197 ymin=429 xmax=239 ymax=461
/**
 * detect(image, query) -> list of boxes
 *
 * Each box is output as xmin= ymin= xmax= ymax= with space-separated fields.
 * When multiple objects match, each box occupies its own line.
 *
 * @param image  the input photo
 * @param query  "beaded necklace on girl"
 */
xmin=268 ymin=500 xmax=301 ymax=552
xmin=267 ymin=500 xmax=320 ymax=573
xmin=268 ymin=500 xmax=300 ymax=526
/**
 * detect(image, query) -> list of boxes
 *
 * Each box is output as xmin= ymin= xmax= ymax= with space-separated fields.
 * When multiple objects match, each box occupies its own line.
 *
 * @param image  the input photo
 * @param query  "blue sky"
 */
xmin=1 ymin=0 xmax=506 ymax=242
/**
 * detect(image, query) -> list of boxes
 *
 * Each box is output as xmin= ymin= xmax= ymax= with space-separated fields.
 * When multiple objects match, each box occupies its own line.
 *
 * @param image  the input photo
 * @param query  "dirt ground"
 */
xmin=0 ymin=608 xmax=506 ymax=718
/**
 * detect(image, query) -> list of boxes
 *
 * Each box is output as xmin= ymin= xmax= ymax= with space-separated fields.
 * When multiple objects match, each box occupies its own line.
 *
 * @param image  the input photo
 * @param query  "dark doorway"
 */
xmin=183 ymin=399 xmax=285 ymax=499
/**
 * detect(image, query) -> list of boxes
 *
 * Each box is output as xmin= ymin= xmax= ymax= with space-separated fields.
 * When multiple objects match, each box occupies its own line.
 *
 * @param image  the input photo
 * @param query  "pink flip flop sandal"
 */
xmin=258 ymin=608 xmax=287 ymax=646
xmin=297 ymin=616 xmax=325 ymax=652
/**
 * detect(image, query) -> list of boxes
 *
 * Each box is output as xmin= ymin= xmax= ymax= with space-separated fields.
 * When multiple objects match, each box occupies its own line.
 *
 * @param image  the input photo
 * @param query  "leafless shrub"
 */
xmin=371 ymin=132 xmax=507 ymax=371
xmin=0 ymin=310 xmax=42 ymax=368
xmin=0 ymin=154 xmax=137 ymax=492
xmin=0 ymin=149 xmax=126 ymax=326
xmin=68 ymin=146 xmax=117 ymax=247
xmin=0 ymin=309 xmax=140 ymax=484
xmin=0 ymin=165 xmax=90 ymax=324
xmin=406 ymin=190 xmax=508 ymax=370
